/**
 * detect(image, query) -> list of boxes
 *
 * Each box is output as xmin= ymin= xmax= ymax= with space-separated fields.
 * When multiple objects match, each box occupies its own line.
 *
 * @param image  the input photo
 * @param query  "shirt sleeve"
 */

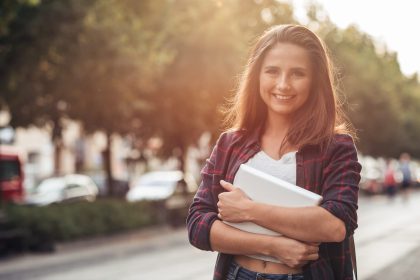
xmin=320 ymin=135 xmax=362 ymax=237
xmin=186 ymin=134 xmax=225 ymax=251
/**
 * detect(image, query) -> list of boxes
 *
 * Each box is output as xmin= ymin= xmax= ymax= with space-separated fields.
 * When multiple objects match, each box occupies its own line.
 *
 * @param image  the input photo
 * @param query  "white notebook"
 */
xmin=223 ymin=164 xmax=323 ymax=262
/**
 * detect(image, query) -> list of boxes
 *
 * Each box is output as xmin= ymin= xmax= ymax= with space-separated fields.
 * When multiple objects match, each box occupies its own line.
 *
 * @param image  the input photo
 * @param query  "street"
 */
xmin=1 ymin=191 xmax=420 ymax=280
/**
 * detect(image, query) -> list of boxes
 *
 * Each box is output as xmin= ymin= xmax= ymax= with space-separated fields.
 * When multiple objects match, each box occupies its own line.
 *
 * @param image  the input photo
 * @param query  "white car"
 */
xmin=126 ymin=171 xmax=197 ymax=202
xmin=26 ymin=174 xmax=99 ymax=206
xmin=126 ymin=170 xmax=198 ymax=227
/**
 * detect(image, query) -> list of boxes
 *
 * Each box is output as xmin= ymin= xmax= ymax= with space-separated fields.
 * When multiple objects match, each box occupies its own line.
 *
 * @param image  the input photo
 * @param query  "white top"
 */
xmin=244 ymin=150 xmax=297 ymax=185
xmin=234 ymin=150 xmax=299 ymax=263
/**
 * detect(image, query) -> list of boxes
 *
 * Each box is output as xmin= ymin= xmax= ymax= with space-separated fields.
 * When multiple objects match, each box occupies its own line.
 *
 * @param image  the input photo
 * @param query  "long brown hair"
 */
xmin=223 ymin=24 xmax=354 ymax=151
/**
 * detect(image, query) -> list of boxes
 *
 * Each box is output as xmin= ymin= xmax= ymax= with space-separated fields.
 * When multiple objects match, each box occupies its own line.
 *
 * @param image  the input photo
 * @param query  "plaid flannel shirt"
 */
xmin=187 ymin=129 xmax=361 ymax=280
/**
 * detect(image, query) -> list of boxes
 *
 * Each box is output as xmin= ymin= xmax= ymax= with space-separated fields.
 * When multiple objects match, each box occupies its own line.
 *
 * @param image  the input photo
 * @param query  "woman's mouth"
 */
xmin=272 ymin=93 xmax=295 ymax=100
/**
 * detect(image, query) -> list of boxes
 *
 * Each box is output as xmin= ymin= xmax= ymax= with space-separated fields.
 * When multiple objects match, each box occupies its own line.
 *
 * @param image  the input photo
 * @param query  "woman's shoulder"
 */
xmin=325 ymin=133 xmax=358 ymax=157
xmin=216 ymin=129 xmax=248 ymax=147
xmin=304 ymin=134 xmax=356 ymax=154
xmin=207 ymin=130 xmax=249 ymax=166
xmin=332 ymin=133 xmax=356 ymax=145
xmin=303 ymin=134 xmax=357 ymax=159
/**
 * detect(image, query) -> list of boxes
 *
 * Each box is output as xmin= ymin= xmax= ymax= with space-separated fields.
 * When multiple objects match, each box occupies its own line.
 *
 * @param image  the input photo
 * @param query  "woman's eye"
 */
xmin=292 ymin=71 xmax=305 ymax=77
xmin=266 ymin=69 xmax=278 ymax=74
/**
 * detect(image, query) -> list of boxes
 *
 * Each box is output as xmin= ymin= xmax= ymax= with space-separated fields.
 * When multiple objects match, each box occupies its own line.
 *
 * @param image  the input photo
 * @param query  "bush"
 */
xmin=4 ymin=199 xmax=165 ymax=252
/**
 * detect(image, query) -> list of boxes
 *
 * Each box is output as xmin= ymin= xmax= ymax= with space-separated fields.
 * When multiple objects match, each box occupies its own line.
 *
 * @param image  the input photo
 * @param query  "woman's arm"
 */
xmin=210 ymin=220 xmax=319 ymax=268
xmin=217 ymin=136 xmax=361 ymax=243
xmin=187 ymin=132 xmax=319 ymax=267
xmin=218 ymin=183 xmax=344 ymax=243
xmin=251 ymin=204 xmax=345 ymax=242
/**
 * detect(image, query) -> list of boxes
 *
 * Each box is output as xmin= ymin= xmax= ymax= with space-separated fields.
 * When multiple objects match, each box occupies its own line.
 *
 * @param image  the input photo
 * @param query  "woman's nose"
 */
xmin=276 ymin=75 xmax=291 ymax=91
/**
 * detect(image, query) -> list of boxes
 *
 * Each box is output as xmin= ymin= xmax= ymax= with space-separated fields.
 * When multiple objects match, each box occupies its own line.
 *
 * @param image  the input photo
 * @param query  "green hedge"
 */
xmin=4 ymin=199 xmax=165 ymax=251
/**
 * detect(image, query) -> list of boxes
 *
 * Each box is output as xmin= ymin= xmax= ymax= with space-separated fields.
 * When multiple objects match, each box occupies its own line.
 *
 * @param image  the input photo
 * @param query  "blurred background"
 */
xmin=0 ymin=0 xmax=419 ymax=279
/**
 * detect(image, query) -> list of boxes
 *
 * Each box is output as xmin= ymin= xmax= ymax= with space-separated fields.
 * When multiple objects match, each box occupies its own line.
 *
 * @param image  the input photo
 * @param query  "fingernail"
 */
xmin=220 ymin=180 xmax=226 ymax=184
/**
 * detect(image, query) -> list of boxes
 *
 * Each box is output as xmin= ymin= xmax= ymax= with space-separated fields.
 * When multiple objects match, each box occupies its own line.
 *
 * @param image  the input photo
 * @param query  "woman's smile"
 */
xmin=271 ymin=93 xmax=296 ymax=100
xmin=259 ymin=42 xmax=313 ymax=121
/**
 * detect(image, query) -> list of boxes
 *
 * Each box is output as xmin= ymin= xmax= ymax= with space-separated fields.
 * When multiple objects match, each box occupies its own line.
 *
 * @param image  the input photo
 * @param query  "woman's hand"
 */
xmin=217 ymin=180 xmax=253 ymax=222
xmin=270 ymin=236 xmax=320 ymax=268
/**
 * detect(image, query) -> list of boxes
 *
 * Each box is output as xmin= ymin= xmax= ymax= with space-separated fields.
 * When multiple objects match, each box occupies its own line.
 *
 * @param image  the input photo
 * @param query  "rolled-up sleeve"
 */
xmin=320 ymin=135 xmax=362 ymax=237
xmin=187 ymin=135 xmax=225 ymax=251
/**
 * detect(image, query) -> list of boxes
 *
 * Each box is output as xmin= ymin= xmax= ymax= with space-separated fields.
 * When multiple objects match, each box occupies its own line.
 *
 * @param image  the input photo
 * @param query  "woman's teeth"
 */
xmin=273 ymin=94 xmax=294 ymax=100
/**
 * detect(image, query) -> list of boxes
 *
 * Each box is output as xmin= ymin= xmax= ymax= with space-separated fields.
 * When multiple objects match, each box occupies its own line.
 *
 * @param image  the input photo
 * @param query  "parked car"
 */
xmin=0 ymin=145 xmax=25 ymax=203
xmin=414 ymin=164 xmax=420 ymax=188
xmin=359 ymin=155 xmax=386 ymax=195
xmin=90 ymin=173 xmax=129 ymax=197
xmin=126 ymin=170 xmax=198 ymax=227
xmin=26 ymin=174 xmax=99 ymax=206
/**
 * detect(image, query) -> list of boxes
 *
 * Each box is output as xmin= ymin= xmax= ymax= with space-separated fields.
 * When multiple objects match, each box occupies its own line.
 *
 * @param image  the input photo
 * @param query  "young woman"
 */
xmin=187 ymin=24 xmax=361 ymax=280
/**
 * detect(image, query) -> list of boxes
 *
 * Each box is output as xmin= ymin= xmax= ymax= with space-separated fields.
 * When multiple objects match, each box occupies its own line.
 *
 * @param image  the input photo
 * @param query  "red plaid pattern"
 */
xmin=187 ymin=130 xmax=361 ymax=280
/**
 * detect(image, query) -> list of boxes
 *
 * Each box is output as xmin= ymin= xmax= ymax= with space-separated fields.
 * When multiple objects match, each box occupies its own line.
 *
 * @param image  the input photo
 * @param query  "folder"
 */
xmin=223 ymin=164 xmax=323 ymax=262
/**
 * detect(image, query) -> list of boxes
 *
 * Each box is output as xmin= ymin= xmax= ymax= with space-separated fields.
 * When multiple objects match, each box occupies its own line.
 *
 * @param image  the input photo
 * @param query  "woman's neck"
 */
xmin=260 ymin=114 xmax=295 ymax=160
xmin=263 ymin=114 xmax=291 ymax=138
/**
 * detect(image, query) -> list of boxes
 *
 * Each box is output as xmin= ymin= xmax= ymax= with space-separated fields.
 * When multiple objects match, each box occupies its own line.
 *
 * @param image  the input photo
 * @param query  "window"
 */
xmin=0 ymin=159 xmax=20 ymax=181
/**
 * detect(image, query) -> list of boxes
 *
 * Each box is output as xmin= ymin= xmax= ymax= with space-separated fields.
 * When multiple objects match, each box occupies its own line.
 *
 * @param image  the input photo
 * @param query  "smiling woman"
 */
xmin=258 ymin=43 xmax=313 ymax=125
xmin=187 ymin=24 xmax=361 ymax=280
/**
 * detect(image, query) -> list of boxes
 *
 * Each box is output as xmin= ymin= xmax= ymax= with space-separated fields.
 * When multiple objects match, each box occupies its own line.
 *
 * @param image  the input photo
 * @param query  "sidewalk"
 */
xmin=0 ymin=225 xmax=179 ymax=276
xmin=2 ymin=191 xmax=420 ymax=280
xmin=367 ymin=245 xmax=420 ymax=279
xmin=55 ymin=225 xmax=174 ymax=252
xmin=357 ymin=190 xmax=420 ymax=279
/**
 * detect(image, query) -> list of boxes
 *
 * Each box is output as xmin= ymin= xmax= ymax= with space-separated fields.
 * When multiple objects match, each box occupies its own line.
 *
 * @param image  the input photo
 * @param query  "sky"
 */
xmin=289 ymin=0 xmax=420 ymax=76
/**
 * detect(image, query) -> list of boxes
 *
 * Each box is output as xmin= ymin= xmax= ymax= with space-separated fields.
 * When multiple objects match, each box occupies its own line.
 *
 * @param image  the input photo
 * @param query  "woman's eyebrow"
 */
xmin=263 ymin=65 xmax=309 ymax=71
xmin=290 ymin=66 xmax=309 ymax=72
xmin=262 ymin=65 xmax=280 ymax=69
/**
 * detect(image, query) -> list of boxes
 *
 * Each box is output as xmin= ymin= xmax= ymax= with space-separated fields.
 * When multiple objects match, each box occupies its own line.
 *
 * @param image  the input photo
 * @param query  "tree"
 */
xmin=144 ymin=0 xmax=296 ymax=171
xmin=0 ymin=0 xmax=89 ymax=173
xmin=0 ymin=0 xmax=173 ymax=194
xmin=0 ymin=0 xmax=40 ymax=37
xmin=63 ymin=0 xmax=175 ymax=195
xmin=307 ymin=5 xmax=420 ymax=158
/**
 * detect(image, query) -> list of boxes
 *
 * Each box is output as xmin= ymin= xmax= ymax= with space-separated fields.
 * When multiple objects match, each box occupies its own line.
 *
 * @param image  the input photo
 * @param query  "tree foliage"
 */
xmin=1 ymin=0 xmax=420 ymax=183
xmin=0 ymin=0 xmax=90 ymax=173
xmin=319 ymin=22 xmax=420 ymax=157
xmin=144 ymin=0 xmax=296 ymax=168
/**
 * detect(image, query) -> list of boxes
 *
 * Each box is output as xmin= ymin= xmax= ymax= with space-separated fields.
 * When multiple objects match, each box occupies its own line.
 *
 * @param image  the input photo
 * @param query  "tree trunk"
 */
xmin=53 ymin=141 xmax=63 ymax=175
xmin=177 ymin=145 xmax=187 ymax=173
xmin=52 ymin=118 xmax=63 ymax=175
xmin=74 ymin=136 xmax=85 ymax=173
xmin=103 ymin=131 xmax=114 ymax=196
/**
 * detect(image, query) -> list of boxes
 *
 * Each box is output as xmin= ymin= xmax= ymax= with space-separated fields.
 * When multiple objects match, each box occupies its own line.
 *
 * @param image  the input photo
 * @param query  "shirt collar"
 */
xmin=243 ymin=125 xmax=263 ymax=150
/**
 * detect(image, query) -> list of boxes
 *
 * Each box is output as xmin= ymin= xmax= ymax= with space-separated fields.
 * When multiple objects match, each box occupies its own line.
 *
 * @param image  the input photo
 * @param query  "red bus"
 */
xmin=0 ymin=145 xmax=25 ymax=203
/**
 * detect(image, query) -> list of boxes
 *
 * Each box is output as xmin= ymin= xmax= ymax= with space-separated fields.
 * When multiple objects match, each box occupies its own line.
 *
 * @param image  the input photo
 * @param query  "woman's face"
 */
xmin=259 ymin=43 xmax=313 ymax=121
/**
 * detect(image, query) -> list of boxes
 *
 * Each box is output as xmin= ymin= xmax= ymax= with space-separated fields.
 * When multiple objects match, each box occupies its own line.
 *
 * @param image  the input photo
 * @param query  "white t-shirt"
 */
xmin=244 ymin=150 xmax=297 ymax=185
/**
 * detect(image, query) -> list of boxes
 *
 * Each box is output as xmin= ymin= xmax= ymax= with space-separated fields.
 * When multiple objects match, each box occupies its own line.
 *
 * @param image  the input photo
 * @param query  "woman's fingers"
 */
xmin=219 ymin=180 xmax=234 ymax=191
xmin=305 ymin=253 xmax=319 ymax=261
xmin=302 ymin=243 xmax=319 ymax=261
xmin=306 ymin=244 xmax=319 ymax=254
xmin=306 ymin=242 xmax=321 ymax=246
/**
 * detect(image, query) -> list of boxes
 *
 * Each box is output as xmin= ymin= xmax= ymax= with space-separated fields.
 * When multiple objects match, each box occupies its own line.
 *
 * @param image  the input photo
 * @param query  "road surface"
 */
xmin=1 ymin=191 xmax=420 ymax=280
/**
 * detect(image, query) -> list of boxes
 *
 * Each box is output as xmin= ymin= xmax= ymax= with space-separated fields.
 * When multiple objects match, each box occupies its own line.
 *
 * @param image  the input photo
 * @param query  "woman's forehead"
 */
xmin=261 ymin=43 xmax=312 ymax=69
